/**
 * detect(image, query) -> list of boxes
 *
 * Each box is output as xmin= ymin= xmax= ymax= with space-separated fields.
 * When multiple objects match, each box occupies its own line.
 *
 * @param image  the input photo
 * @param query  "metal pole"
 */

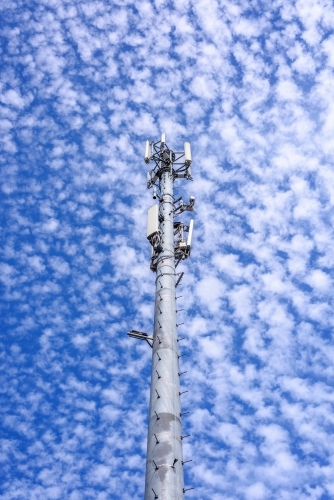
xmin=129 ymin=135 xmax=195 ymax=499
xmin=144 ymin=168 xmax=183 ymax=500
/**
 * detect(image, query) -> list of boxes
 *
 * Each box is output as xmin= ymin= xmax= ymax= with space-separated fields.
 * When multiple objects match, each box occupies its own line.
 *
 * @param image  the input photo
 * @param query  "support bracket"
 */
xmin=127 ymin=330 xmax=153 ymax=348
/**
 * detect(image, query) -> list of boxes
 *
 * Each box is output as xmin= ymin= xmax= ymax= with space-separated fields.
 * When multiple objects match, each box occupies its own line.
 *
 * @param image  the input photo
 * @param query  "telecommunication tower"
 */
xmin=128 ymin=134 xmax=195 ymax=499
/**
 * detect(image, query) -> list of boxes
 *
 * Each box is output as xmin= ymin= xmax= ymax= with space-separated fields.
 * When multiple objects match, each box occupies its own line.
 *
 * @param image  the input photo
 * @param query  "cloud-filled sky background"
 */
xmin=2 ymin=0 xmax=334 ymax=498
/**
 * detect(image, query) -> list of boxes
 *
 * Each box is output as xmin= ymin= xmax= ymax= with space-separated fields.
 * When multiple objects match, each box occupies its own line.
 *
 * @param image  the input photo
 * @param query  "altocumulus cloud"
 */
xmin=1 ymin=0 xmax=334 ymax=499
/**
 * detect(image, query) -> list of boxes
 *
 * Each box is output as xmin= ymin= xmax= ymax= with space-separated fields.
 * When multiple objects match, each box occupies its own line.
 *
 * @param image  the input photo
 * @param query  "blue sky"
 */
xmin=1 ymin=0 xmax=334 ymax=499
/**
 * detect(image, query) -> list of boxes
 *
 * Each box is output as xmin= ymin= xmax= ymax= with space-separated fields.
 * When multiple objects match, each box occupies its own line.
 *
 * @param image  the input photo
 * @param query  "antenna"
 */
xmin=187 ymin=220 xmax=194 ymax=248
xmin=129 ymin=133 xmax=195 ymax=499
xmin=144 ymin=140 xmax=151 ymax=164
xmin=184 ymin=142 xmax=192 ymax=166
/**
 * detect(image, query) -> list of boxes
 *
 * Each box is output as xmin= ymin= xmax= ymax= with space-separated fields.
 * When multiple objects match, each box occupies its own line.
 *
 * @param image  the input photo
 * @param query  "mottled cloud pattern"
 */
xmin=1 ymin=0 xmax=334 ymax=499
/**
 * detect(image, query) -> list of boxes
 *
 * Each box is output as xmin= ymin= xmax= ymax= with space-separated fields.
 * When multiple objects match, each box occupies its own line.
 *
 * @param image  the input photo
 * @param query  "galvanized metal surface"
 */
xmin=144 ymin=170 xmax=184 ymax=500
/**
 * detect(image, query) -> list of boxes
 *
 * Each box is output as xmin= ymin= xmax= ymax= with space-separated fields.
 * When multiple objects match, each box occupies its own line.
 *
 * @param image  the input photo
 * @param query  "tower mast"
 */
xmin=129 ymin=134 xmax=195 ymax=500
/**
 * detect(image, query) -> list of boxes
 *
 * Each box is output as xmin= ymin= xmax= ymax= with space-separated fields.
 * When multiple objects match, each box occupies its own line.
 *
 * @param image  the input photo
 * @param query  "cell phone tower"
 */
xmin=128 ymin=133 xmax=195 ymax=500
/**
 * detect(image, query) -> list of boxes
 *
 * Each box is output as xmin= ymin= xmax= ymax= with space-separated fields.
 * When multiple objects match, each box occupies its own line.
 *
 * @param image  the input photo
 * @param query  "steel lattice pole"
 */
xmin=144 ymin=168 xmax=184 ymax=500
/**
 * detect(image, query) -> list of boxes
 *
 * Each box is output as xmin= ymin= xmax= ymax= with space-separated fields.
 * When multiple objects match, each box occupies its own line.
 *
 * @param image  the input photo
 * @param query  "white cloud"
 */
xmin=244 ymin=482 xmax=267 ymax=500
xmin=1 ymin=89 xmax=26 ymax=108
xmin=305 ymin=269 xmax=331 ymax=291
